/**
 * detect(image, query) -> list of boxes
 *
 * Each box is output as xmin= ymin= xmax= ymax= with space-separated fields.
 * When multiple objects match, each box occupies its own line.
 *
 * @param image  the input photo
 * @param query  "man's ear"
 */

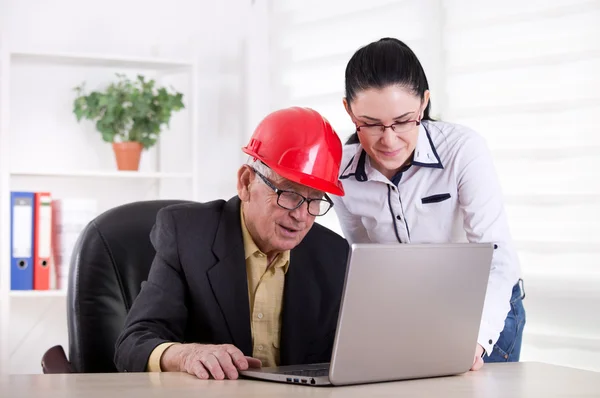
xmin=237 ymin=165 xmax=253 ymax=202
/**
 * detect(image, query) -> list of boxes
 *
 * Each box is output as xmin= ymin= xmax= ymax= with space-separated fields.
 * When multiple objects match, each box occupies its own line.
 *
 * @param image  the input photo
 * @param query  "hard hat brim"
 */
xmin=242 ymin=148 xmax=345 ymax=196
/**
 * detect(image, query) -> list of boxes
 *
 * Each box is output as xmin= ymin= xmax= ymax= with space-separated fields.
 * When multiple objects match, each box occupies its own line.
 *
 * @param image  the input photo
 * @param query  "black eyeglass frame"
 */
xmin=252 ymin=168 xmax=334 ymax=216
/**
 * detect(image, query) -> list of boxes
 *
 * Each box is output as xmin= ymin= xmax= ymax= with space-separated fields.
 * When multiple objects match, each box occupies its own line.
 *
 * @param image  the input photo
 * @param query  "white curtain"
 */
xmin=266 ymin=0 xmax=600 ymax=371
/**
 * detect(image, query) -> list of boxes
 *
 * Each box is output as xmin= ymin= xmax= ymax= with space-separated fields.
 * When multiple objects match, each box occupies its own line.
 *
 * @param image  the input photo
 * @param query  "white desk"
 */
xmin=2 ymin=362 xmax=599 ymax=397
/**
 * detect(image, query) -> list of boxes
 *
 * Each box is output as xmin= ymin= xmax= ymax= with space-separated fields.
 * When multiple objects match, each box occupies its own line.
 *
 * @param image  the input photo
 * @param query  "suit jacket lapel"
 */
xmin=207 ymin=197 xmax=253 ymax=356
xmin=280 ymin=248 xmax=319 ymax=365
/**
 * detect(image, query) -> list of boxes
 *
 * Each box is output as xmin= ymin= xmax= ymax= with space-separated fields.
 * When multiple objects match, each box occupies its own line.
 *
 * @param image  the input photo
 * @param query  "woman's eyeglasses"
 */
xmin=356 ymin=120 xmax=421 ymax=136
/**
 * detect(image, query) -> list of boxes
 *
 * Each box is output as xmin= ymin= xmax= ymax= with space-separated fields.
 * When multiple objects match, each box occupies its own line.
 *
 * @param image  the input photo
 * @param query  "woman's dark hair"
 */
xmin=345 ymin=38 xmax=433 ymax=144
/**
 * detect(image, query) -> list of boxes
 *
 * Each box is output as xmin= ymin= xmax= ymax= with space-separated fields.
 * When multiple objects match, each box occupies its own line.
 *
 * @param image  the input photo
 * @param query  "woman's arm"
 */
xmin=455 ymin=132 xmax=521 ymax=356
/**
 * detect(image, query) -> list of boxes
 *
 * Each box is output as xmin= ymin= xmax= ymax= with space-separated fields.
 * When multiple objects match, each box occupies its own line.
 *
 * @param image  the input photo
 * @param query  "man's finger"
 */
xmin=190 ymin=360 xmax=209 ymax=380
xmin=200 ymin=353 xmax=225 ymax=380
xmin=245 ymin=357 xmax=262 ymax=369
xmin=226 ymin=346 xmax=249 ymax=370
xmin=214 ymin=349 xmax=239 ymax=379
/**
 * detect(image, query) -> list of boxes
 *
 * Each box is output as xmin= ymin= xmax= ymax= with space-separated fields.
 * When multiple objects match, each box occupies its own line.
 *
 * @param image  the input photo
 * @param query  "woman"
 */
xmin=331 ymin=38 xmax=526 ymax=370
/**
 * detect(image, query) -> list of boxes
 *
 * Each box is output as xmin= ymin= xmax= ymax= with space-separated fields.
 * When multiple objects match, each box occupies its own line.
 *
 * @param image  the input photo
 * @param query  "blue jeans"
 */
xmin=484 ymin=280 xmax=526 ymax=362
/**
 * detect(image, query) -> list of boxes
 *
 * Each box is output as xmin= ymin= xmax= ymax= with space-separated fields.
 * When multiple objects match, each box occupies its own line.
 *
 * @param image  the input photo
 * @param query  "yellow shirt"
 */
xmin=147 ymin=206 xmax=289 ymax=371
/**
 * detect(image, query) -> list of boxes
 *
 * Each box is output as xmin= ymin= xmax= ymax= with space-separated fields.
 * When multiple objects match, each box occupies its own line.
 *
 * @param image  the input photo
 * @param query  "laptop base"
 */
xmin=240 ymin=363 xmax=331 ymax=386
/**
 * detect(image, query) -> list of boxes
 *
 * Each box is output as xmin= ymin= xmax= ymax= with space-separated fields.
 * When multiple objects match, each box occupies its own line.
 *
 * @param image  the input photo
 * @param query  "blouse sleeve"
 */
xmin=455 ymin=133 xmax=521 ymax=356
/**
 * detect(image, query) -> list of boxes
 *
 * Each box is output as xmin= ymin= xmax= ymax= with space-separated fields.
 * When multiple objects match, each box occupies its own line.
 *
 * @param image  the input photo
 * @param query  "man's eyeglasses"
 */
xmin=356 ymin=119 xmax=421 ymax=136
xmin=252 ymin=168 xmax=334 ymax=216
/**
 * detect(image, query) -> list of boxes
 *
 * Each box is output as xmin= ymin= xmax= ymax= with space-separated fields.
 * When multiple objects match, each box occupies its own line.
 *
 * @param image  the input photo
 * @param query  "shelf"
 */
xmin=10 ymin=51 xmax=194 ymax=71
xmin=10 ymin=170 xmax=193 ymax=179
xmin=9 ymin=290 xmax=67 ymax=298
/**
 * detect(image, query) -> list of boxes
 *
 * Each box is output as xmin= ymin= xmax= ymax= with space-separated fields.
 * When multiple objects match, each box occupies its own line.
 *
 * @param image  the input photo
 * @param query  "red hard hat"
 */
xmin=242 ymin=107 xmax=345 ymax=196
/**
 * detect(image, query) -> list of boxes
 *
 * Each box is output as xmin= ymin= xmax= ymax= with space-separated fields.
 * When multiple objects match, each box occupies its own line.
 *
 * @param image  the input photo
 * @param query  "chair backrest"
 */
xmin=66 ymin=200 xmax=189 ymax=372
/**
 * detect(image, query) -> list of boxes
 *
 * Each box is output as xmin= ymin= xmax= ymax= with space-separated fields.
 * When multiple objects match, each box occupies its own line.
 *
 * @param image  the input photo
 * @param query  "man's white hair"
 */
xmin=245 ymin=157 xmax=325 ymax=196
xmin=246 ymin=157 xmax=277 ymax=180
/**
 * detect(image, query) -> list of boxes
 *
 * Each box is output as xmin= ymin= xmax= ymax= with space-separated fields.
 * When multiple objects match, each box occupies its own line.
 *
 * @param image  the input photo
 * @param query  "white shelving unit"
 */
xmin=11 ymin=51 xmax=195 ymax=71
xmin=9 ymin=290 xmax=67 ymax=298
xmin=0 ymin=43 xmax=201 ymax=374
xmin=11 ymin=170 xmax=194 ymax=179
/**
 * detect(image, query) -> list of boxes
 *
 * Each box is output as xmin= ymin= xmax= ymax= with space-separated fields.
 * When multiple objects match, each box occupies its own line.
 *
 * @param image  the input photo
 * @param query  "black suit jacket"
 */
xmin=114 ymin=196 xmax=349 ymax=372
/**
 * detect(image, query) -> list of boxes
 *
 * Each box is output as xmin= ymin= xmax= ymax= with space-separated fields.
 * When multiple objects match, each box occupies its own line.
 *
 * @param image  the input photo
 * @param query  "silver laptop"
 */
xmin=240 ymin=243 xmax=493 ymax=386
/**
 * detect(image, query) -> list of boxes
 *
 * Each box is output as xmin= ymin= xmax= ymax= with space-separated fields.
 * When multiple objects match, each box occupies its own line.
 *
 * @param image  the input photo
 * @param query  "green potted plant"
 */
xmin=72 ymin=73 xmax=185 ymax=171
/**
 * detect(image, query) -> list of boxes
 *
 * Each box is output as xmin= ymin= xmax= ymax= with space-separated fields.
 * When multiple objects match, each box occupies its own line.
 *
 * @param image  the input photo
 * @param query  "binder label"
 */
xmin=12 ymin=196 xmax=33 ymax=260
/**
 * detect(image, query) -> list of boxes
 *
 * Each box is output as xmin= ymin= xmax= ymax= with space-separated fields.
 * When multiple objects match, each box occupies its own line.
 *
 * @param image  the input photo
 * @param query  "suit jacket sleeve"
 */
xmin=114 ymin=207 xmax=189 ymax=372
xmin=319 ymin=239 xmax=349 ymax=363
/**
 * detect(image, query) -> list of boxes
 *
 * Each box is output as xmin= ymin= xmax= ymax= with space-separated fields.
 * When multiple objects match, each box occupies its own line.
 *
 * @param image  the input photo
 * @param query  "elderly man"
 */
xmin=114 ymin=107 xmax=349 ymax=380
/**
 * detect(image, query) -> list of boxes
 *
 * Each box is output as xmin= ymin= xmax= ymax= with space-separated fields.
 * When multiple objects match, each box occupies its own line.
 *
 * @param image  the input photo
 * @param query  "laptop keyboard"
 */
xmin=281 ymin=368 xmax=330 ymax=377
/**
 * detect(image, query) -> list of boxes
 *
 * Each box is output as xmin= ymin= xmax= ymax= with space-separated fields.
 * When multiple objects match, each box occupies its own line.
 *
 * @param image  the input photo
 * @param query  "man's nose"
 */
xmin=289 ymin=200 xmax=310 ymax=221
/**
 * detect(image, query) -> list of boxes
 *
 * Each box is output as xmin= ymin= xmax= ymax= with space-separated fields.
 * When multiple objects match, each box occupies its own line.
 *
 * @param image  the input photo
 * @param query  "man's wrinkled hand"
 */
xmin=163 ymin=343 xmax=262 ymax=380
xmin=471 ymin=344 xmax=485 ymax=371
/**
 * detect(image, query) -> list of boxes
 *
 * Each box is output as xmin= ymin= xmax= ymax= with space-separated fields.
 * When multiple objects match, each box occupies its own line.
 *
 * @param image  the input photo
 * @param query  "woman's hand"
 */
xmin=471 ymin=344 xmax=485 ymax=371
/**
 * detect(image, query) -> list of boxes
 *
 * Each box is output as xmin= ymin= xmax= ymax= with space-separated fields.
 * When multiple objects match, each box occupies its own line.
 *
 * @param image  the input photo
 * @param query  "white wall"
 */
xmin=267 ymin=0 xmax=600 ymax=372
xmin=1 ymin=0 xmax=256 ymax=374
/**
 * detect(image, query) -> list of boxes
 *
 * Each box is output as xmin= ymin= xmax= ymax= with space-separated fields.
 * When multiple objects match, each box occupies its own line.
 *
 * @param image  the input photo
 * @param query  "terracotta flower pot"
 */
xmin=112 ymin=142 xmax=143 ymax=171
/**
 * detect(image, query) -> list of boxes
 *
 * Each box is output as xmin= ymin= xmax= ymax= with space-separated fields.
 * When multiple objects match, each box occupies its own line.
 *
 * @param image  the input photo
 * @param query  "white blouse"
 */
xmin=331 ymin=120 xmax=522 ymax=355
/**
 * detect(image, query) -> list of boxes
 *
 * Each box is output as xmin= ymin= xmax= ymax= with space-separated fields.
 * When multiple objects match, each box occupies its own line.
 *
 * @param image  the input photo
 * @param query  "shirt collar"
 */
xmin=240 ymin=206 xmax=290 ymax=273
xmin=339 ymin=122 xmax=443 ymax=182
xmin=412 ymin=122 xmax=443 ymax=169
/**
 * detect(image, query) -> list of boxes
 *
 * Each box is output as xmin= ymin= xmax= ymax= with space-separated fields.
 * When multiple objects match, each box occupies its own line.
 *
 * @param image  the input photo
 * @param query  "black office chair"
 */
xmin=41 ymin=199 xmax=190 ymax=373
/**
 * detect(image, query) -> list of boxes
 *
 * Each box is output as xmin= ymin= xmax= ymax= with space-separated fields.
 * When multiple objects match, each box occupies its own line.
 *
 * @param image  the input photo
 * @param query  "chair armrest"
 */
xmin=41 ymin=345 xmax=73 ymax=373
